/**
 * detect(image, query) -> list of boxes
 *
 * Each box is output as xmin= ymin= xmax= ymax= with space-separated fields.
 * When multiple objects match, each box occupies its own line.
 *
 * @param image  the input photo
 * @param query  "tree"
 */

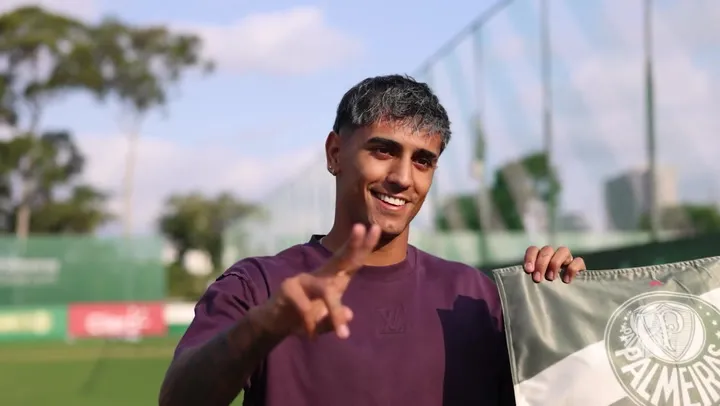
xmin=159 ymin=192 xmax=256 ymax=299
xmin=0 ymin=6 xmax=101 ymax=237
xmin=159 ymin=192 xmax=257 ymax=269
xmin=0 ymin=73 xmax=16 ymax=125
xmin=639 ymin=204 xmax=720 ymax=235
xmin=435 ymin=194 xmax=482 ymax=231
xmin=90 ymin=18 xmax=214 ymax=235
xmin=0 ymin=6 xmax=213 ymax=236
xmin=490 ymin=152 xmax=560 ymax=231
xmin=0 ymin=130 xmax=112 ymax=233
xmin=435 ymin=152 xmax=560 ymax=232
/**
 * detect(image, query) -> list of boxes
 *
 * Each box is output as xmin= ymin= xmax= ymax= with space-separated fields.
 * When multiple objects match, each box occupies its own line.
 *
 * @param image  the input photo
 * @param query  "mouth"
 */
xmin=371 ymin=191 xmax=409 ymax=210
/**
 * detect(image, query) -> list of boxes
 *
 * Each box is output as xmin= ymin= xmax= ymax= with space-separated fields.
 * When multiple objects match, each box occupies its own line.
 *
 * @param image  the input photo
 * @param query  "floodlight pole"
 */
xmin=540 ymin=0 xmax=556 ymax=246
xmin=644 ymin=0 xmax=660 ymax=241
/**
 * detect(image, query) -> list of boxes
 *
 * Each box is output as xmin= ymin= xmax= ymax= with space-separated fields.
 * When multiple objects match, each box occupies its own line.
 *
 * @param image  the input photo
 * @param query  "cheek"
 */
xmin=413 ymin=173 xmax=433 ymax=199
xmin=353 ymin=156 xmax=388 ymax=183
xmin=339 ymin=158 xmax=378 ymax=197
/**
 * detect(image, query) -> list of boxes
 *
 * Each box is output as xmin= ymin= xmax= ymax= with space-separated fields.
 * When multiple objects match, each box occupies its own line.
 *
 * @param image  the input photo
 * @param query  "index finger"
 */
xmin=320 ymin=223 xmax=381 ymax=278
xmin=523 ymin=246 xmax=540 ymax=274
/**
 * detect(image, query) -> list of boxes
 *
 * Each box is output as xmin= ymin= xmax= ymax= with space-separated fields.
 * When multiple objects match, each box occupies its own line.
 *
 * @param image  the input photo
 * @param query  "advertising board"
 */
xmin=68 ymin=302 xmax=166 ymax=338
xmin=0 ymin=305 xmax=67 ymax=341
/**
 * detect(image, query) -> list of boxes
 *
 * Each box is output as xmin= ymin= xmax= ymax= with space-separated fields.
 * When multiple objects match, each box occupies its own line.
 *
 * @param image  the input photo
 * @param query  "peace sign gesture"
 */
xmin=266 ymin=224 xmax=381 ymax=340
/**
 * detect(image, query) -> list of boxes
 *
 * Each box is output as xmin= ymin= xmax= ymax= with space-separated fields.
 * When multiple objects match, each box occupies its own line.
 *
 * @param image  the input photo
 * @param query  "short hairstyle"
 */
xmin=332 ymin=74 xmax=452 ymax=152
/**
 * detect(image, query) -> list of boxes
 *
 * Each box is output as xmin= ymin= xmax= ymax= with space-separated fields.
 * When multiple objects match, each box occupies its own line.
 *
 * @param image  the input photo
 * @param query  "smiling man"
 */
xmin=159 ymin=75 xmax=586 ymax=406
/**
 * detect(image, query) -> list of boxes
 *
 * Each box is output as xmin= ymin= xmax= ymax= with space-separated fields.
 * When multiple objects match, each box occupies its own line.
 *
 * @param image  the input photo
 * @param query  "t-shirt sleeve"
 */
xmin=173 ymin=261 xmax=267 ymax=358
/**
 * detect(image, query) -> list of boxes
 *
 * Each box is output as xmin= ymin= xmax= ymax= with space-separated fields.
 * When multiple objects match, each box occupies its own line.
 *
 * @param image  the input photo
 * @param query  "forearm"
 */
xmin=158 ymin=305 xmax=287 ymax=406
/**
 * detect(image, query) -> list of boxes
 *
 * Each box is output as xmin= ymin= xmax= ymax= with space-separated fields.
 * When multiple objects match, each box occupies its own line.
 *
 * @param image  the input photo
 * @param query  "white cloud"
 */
xmin=654 ymin=0 xmax=720 ymax=50
xmin=548 ymin=0 xmax=720 ymax=227
xmin=425 ymin=0 xmax=720 ymax=231
xmin=2 ymin=2 xmax=361 ymax=76
xmin=78 ymin=133 xmax=320 ymax=235
xmin=1 ymin=2 xmax=355 ymax=235
xmin=180 ymin=6 xmax=363 ymax=75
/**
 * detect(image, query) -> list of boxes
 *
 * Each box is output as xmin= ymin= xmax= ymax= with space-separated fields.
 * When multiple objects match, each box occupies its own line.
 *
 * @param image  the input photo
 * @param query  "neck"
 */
xmin=322 ymin=224 xmax=409 ymax=267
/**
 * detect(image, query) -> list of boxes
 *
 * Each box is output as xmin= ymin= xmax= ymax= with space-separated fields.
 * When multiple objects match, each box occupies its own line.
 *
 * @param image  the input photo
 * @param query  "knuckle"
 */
xmin=325 ymin=293 xmax=341 ymax=308
xmin=295 ymin=299 xmax=312 ymax=314
xmin=279 ymin=277 xmax=296 ymax=293
xmin=302 ymin=312 xmax=314 ymax=325
xmin=322 ymin=285 xmax=338 ymax=299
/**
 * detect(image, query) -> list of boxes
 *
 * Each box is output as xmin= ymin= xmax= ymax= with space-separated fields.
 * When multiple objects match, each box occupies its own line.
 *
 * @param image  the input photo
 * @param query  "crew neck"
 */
xmin=307 ymin=235 xmax=416 ymax=282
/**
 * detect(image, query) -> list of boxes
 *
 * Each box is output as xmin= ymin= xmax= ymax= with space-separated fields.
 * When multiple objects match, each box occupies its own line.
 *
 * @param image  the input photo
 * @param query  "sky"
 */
xmin=3 ymin=0 xmax=720 ymax=235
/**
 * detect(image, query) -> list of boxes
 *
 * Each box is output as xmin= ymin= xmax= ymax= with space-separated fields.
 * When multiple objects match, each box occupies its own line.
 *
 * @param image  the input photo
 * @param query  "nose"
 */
xmin=385 ymin=158 xmax=412 ymax=192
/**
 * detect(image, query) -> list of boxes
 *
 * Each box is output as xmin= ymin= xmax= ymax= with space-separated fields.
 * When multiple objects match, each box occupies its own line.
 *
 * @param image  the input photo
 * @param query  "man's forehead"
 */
xmin=347 ymin=122 xmax=443 ymax=152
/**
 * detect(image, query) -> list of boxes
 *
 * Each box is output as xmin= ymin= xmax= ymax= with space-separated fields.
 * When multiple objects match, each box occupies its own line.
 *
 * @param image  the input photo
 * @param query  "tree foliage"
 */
xmin=435 ymin=194 xmax=482 ymax=231
xmin=0 ymin=130 xmax=111 ymax=233
xmin=159 ymin=192 xmax=257 ymax=270
xmin=90 ymin=17 xmax=213 ymax=114
xmin=436 ymin=152 xmax=560 ymax=232
xmin=0 ymin=6 xmax=211 ymax=236
xmin=639 ymin=204 xmax=720 ymax=235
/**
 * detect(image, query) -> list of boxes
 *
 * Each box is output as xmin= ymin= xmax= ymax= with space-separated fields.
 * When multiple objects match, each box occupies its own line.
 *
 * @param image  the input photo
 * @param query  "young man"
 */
xmin=159 ymin=75 xmax=586 ymax=406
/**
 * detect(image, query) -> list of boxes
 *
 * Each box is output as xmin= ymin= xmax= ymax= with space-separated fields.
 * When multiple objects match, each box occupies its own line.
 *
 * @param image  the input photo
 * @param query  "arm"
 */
xmin=160 ymin=227 xmax=377 ymax=405
xmin=159 ymin=303 xmax=286 ymax=406
xmin=159 ymin=269 xmax=284 ymax=406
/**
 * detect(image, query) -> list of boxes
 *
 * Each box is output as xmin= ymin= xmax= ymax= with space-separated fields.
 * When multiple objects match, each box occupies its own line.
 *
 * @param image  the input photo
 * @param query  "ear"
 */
xmin=325 ymin=131 xmax=341 ymax=176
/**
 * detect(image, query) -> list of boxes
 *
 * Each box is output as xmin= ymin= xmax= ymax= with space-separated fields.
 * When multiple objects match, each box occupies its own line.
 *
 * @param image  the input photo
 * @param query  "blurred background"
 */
xmin=1 ymin=0 xmax=719 ymax=404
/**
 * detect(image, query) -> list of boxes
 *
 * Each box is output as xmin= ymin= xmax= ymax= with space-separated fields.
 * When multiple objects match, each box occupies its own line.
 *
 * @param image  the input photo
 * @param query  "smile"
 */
xmin=371 ymin=191 xmax=408 ymax=207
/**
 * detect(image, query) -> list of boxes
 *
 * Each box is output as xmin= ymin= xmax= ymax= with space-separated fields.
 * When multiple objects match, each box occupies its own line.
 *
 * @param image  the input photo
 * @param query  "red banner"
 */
xmin=68 ymin=302 xmax=166 ymax=338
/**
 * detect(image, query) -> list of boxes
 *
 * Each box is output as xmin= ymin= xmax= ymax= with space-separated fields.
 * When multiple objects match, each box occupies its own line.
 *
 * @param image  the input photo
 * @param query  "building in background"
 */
xmin=604 ymin=167 xmax=678 ymax=230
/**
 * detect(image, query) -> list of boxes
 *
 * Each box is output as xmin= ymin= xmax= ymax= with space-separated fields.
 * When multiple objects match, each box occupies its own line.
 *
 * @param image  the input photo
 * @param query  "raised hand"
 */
xmin=523 ymin=245 xmax=586 ymax=284
xmin=266 ymin=223 xmax=381 ymax=340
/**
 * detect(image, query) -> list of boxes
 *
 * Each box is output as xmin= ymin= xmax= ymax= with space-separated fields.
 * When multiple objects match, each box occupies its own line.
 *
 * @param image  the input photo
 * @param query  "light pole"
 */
xmin=540 ymin=0 xmax=556 ymax=246
xmin=415 ymin=0 xmax=515 ymax=266
xmin=471 ymin=30 xmax=492 ymax=265
xmin=644 ymin=0 xmax=660 ymax=241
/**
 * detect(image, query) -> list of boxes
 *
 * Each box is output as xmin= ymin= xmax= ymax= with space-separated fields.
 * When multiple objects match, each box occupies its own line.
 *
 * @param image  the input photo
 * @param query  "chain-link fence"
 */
xmin=225 ymin=0 xmax=720 ymax=267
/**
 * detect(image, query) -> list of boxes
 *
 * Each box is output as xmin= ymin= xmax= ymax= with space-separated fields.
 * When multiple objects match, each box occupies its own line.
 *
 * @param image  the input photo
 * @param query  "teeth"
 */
xmin=377 ymin=193 xmax=406 ymax=206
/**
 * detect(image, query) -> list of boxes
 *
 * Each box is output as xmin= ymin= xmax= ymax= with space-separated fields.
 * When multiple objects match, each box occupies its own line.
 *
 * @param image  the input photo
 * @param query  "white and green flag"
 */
xmin=493 ymin=256 xmax=720 ymax=406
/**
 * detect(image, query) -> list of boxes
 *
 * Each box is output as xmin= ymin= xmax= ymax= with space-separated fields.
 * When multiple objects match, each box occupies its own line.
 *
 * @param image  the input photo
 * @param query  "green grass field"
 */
xmin=0 ymin=337 xmax=244 ymax=405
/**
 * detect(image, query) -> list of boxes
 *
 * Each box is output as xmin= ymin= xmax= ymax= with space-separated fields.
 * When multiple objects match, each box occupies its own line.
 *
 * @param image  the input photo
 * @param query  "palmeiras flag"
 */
xmin=493 ymin=256 xmax=720 ymax=406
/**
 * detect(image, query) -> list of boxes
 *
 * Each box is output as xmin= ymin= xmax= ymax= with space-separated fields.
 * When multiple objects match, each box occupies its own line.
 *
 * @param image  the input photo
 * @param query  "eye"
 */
xmin=370 ymin=146 xmax=393 ymax=158
xmin=414 ymin=157 xmax=435 ymax=169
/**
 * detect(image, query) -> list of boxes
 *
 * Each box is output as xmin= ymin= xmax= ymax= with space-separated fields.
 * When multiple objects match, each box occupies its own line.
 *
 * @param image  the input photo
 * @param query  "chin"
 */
xmin=374 ymin=220 xmax=408 ymax=238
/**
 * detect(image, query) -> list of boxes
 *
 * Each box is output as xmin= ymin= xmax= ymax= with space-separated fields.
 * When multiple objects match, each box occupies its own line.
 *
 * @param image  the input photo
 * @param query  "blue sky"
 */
xmin=41 ymin=0 xmax=503 ymax=156
xmin=4 ymin=0 xmax=720 ymax=235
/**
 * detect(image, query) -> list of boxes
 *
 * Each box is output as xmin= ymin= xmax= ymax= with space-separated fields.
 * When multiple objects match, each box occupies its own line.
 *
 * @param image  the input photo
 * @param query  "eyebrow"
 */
xmin=365 ymin=136 xmax=439 ymax=161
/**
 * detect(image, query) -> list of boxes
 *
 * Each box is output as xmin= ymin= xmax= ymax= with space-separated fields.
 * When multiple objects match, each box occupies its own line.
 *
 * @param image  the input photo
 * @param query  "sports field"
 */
xmin=0 ymin=337 xmax=244 ymax=405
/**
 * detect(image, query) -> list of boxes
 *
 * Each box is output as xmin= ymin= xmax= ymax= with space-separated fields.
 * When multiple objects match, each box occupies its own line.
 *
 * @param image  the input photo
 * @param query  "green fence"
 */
xmin=0 ymin=236 xmax=166 ymax=306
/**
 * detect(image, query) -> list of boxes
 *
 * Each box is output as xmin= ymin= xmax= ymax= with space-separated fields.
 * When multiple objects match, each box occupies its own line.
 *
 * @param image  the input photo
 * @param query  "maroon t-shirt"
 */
xmin=175 ymin=236 xmax=514 ymax=406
